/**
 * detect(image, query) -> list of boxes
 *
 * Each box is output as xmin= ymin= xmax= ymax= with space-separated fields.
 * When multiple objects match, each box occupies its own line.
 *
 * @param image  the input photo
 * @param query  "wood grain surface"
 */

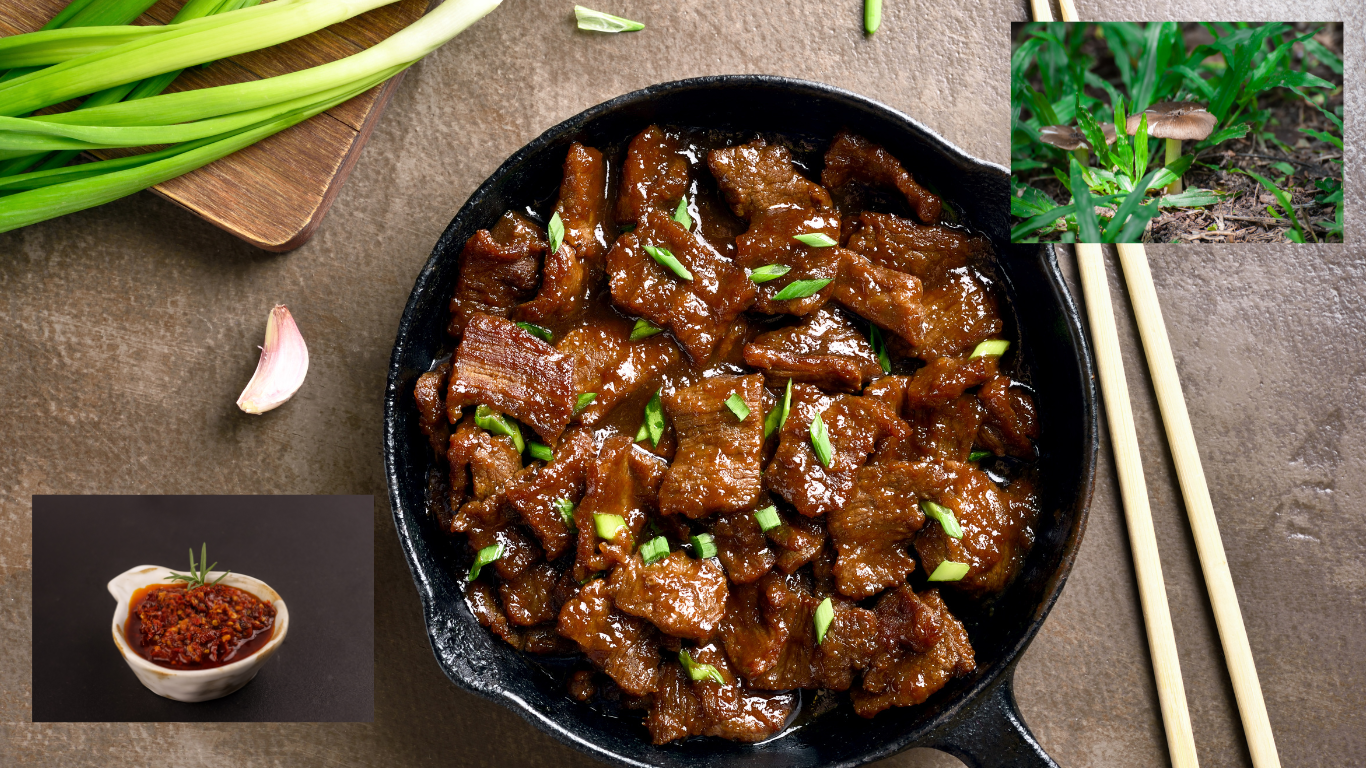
xmin=0 ymin=0 xmax=430 ymax=251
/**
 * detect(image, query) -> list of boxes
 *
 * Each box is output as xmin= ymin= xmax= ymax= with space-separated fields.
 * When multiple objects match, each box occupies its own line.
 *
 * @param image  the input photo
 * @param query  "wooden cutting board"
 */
xmin=0 ymin=0 xmax=430 ymax=251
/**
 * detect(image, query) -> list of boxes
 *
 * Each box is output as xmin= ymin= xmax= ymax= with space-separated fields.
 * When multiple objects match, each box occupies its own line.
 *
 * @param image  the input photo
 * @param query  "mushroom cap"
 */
xmin=1124 ymin=102 xmax=1217 ymax=141
xmin=1098 ymin=122 xmax=1118 ymax=145
xmin=1039 ymin=124 xmax=1087 ymax=150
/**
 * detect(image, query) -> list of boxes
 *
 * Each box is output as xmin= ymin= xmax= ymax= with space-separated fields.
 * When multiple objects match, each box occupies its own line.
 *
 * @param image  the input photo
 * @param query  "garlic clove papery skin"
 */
xmin=236 ymin=305 xmax=309 ymax=415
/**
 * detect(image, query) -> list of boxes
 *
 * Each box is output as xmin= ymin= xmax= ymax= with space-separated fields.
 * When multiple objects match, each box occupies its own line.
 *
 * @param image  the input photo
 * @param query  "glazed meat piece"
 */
xmin=573 ymin=436 xmax=668 ymax=580
xmin=766 ymin=511 xmax=826 ymax=574
xmin=558 ymin=579 xmax=662 ymax=695
xmin=842 ymin=211 xmax=988 ymax=289
xmin=659 ymin=375 xmax=766 ymax=518
xmin=910 ymin=461 xmax=1039 ymax=596
xmin=414 ymin=361 xmax=451 ymax=456
xmin=735 ymin=207 xmax=844 ymax=316
xmin=690 ymin=642 xmax=797 ymax=741
xmin=822 ymin=130 xmax=941 ymax=224
xmin=828 ymin=462 xmax=929 ymax=599
xmin=708 ymin=139 xmax=833 ymax=218
xmin=514 ymin=242 xmax=586 ymax=323
xmin=468 ymin=579 xmax=525 ymax=649
xmin=976 ymin=375 xmax=1039 ymax=458
xmin=742 ymin=307 xmax=883 ymax=392
xmin=852 ymin=588 xmax=975 ymax=717
xmin=447 ymin=212 xmax=545 ymax=339
xmin=867 ymin=356 xmax=999 ymax=463
xmin=558 ymin=319 xmax=682 ymax=426
xmin=555 ymin=142 xmax=611 ymax=265
xmin=617 ymin=126 xmax=690 ymax=224
xmin=711 ymin=510 xmax=776 ymax=585
xmin=832 ymin=252 xmax=926 ymax=344
xmin=610 ymin=551 xmax=729 ymax=641
xmin=915 ymin=269 xmax=1003 ymax=359
xmin=766 ymin=385 xmax=909 ymax=517
xmin=646 ymin=661 xmax=707 ymax=744
xmin=447 ymin=313 xmax=581 ymax=444
xmin=447 ymin=416 xmax=522 ymax=513
xmin=499 ymin=562 xmax=565 ymax=626
xmin=505 ymin=426 xmax=596 ymax=559
xmin=607 ymin=209 xmax=756 ymax=362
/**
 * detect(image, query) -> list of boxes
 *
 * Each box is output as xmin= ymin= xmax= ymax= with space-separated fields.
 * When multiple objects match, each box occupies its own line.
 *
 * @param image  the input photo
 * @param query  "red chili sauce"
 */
xmin=125 ymin=583 xmax=276 ymax=670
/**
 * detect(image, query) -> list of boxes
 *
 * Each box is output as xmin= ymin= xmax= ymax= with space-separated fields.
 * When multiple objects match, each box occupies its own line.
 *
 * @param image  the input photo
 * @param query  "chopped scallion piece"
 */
xmin=690 ymin=532 xmax=717 ymax=559
xmin=516 ymin=321 xmax=553 ymax=342
xmin=574 ymin=5 xmax=645 ymax=32
xmin=639 ymin=536 xmax=669 ymax=565
xmin=813 ymin=597 xmax=834 ymax=644
xmin=749 ymin=263 xmax=792 ymax=284
xmin=673 ymin=196 xmax=691 ymax=229
xmin=725 ymin=393 xmax=750 ymax=421
xmin=547 ymin=211 xmax=564 ymax=254
xmin=475 ymin=405 xmax=524 ymax=453
xmin=593 ymin=513 xmax=626 ymax=540
xmin=970 ymin=339 xmax=1010 ymax=358
xmin=927 ymin=560 xmax=970 ymax=582
xmin=869 ymin=325 xmax=891 ymax=374
xmin=528 ymin=442 xmax=554 ymax=462
xmin=635 ymin=420 xmax=650 ymax=442
xmin=575 ymin=392 xmax=598 ymax=413
xmin=630 ymin=318 xmax=663 ymax=340
xmin=642 ymin=244 xmax=693 ymax=281
xmin=679 ymin=649 xmax=725 ymax=684
xmin=555 ymin=498 xmax=576 ymax=530
xmin=810 ymin=412 xmax=833 ymax=468
xmin=792 ymin=232 xmax=838 ymax=248
xmin=754 ymin=505 xmax=781 ymax=532
xmin=968 ymin=449 xmax=992 ymax=462
xmin=864 ymin=0 xmax=882 ymax=34
xmin=771 ymin=278 xmax=832 ymax=301
xmin=468 ymin=542 xmax=504 ymax=580
xmin=920 ymin=500 xmax=963 ymax=539
xmin=643 ymin=389 xmax=665 ymax=447
xmin=764 ymin=378 xmax=793 ymax=438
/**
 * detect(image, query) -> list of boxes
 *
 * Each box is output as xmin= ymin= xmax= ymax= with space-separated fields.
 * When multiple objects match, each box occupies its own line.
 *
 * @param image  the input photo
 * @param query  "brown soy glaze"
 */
xmin=125 ymin=583 xmax=276 ymax=670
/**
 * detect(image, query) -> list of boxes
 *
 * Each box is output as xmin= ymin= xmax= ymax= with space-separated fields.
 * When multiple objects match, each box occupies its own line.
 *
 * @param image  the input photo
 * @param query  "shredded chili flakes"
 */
xmin=127 ymin=584 xmax=275 ymax=669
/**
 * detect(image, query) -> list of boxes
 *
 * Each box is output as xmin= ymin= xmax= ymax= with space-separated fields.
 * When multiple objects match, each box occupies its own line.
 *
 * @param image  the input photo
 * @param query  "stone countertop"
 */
xmin=1 ymin=1 xmax=1362 ymax=766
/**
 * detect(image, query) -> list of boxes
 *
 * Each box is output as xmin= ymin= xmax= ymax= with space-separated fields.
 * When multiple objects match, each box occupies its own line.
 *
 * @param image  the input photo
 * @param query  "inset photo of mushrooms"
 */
xmin=1011 ymin=22 xmax=1344 ymax=244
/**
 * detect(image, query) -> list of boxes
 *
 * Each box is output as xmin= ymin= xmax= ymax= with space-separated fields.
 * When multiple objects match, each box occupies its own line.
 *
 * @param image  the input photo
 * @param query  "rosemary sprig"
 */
xmin=165 ymin=542 xmax=229 ymax=589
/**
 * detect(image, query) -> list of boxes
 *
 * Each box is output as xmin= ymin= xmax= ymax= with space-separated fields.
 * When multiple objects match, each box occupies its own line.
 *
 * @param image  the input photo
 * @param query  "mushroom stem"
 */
xmin=1073 ymin=147 xmax=1089 ymax=167
xmin=1165 ymin=138 xmax=1182 ymax=195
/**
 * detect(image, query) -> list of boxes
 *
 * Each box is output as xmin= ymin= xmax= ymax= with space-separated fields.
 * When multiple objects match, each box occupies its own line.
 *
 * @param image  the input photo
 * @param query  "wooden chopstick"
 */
xmin=1115 ymin=244 xmax=1282 ymax=768
xmin=1074 ymin=244 xmax=1201 ymax=768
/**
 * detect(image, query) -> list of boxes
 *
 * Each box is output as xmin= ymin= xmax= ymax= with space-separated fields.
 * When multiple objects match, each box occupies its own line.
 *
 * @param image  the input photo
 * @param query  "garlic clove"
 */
xmin=236 ymin=305 xmax=309 ymax=415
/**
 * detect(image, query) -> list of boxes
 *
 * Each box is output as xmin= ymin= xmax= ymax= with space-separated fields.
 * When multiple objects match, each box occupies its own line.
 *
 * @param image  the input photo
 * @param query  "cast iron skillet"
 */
xmin=384 ymin=75 xmax=1097 ymax=768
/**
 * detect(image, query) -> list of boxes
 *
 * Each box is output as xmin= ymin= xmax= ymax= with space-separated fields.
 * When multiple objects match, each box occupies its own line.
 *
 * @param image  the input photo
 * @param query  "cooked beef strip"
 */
xmin=914 ymin=268 xmax=1003 ymax=359
xmin=852 ymin=588 xmax=975 ymax=717
xmin=828 ymin=462 xmax=929 ymax=599
xmin=866 ymin=356 xmax=1000 ymax=464
xmin=513 ymin=242 xmax=587 ymax=323
xmin=556 ymin=142 xmax=612 ymax=265
xmin=659 ymin=374 xmax=766 ymax=518
xmin=573 ymin=435 xmax=668 ymax=581
xmin=690 ymin=641 xmax=797 ymax=741
xmin=767 ymin=510 xmax=826 ymax=575
xmin=557 ymin=578 xmax=662 ymax=696
xmin=711 ymin=509 xmax=776 ymax=585
xmin=447 ymin=313 xmax=580 ymax=444
xmin=505 ymin=426 xmax=595 ymax=559
xmin=499 ymin=561 xmax=564 ymax=626
xmin=743 ymin=306 xmax=883 ymax=392
xmin=610 ymin=551 xmax=729 ymax=641
xmin=414 ymin=361 xmax=451 ymax=456
xmin=976 ymin=374 xmax=1039 ymax=458
xmin=618 ymin=126 xmax=691 ymax=224
xmin=841 ymin=211 xmax=988 ymax=289
xmin=558 ymin=318 xmax=683 ymax=427
xmin=646 ymin=661 xmax=708 ymax=744
xmin=468 ymin=579 xmax=525 ymax=650
xmin=734 ymin=207 xmax=844 ymax=316
xmin=832 ymin=250 xmax=926 ymax=343
xmin=708 ymin=139 xmax=833 ymax=218
xmin=447 ymin=212 xmax=545 ymax=339
xmin=821 ymin=130 xmax=942 ymax=224
xmin=568 ymin=670 xmax=598 ymax=702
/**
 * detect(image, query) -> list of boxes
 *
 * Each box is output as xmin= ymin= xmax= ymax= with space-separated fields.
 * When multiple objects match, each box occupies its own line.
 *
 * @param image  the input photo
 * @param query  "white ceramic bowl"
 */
xmin=108 ymin=565 xmax=289 ymax=703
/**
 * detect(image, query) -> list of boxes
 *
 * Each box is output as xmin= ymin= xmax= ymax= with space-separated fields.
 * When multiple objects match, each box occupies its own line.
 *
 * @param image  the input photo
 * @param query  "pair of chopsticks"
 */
xmin=1029 ymin=5 xmax=1282 ymax=768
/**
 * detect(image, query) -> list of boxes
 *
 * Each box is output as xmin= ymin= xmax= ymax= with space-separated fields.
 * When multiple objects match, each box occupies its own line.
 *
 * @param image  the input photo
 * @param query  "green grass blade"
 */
xmin=1113 ymin=200 xmax=1160 ymax=242
xmin=1133 ymin=113 xmax=1148 ymax=184
xmin=1302 ymin=37 xmax=1342 ymax=74
xmin=1070 ymin=157 xmax=1100 ymax=243
xmin=1011 ymin=204 xmax=1074 ymax=241
xmin=1102 ymin=169 xmax=1160 ymax=240
xmin=1131 ymin=21 xmax=1166 ymax=112
xmin=1236 ymin=168 xmax=1305 ymax=240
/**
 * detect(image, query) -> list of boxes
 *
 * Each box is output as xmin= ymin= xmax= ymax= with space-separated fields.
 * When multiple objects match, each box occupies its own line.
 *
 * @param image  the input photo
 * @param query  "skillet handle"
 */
xmin=930 ymin=673 xmax=1059 ymax=768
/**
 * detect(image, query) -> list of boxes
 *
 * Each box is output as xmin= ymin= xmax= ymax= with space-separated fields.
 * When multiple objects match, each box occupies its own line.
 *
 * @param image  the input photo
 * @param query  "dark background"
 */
xmin=31 ymin=495 xmax=374 ymax=723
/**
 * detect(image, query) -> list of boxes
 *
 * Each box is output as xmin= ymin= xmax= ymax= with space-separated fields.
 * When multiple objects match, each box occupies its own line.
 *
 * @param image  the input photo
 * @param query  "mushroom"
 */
xmin=1039 ymin=123 xmax=1117 ymax=167
xmin=1125 ymin=101 xmax=1217 ymax=194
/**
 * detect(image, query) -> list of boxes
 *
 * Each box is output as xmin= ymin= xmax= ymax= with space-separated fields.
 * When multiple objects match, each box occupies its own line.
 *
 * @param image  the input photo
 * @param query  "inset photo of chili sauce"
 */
xmin=125 ymin=583 xmax=276 ymax=670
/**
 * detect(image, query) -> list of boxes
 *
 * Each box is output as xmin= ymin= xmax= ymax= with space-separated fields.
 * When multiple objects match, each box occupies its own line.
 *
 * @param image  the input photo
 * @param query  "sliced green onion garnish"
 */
xmin=642 ymin=244 xmax=693 ymax=281
xmin=679 ymin=649 xmax=725 ymax=684
xmin=574 ymin=5 xmax=645 ymax=32
xmin=690 ymin=532 xmax=717 ymax=559
xmin=725 ymin=393 xmax=750 ymax=421
xmin=864 ymin=0 xmax=882 ymax=34
xmin=528 ymin=442 xmax=554 ymax=462
xmin=555 ymin=498 xmax=576 ymax=530
xmin=630 ymin=318 xmax=663 ymax=340
xmin=575 ymin=392 xmax=597 ymax=413
xmin=927 ymin=560 xmax=970 ymax=582
xmin=547 ymin=211 xmax=564 ymax=254
xmin=810 ymin=412 xmax=833 ymax=468
xmin=869 ymin=325 xmax=891 ymax=374
xmin=970 ymin=339 xmax=1010 ymax=358
xmin=593 ymin=513 xmax=626 ymax=540
xmin=920 ymin=500 xmax=963 ymax=539
xmin=754 ymin=505 xmax=781 ymax=532
xmin=813 ymin=597 xmax=834 ymax=644
xmin=749 ymin=263 xmax=791 ymax=284
xmin=968 ymin=449 xmax=992 ymax=462
xmin=475 ymin=404 xmax=524 ymax=453
xmin=468 ymin=542 xmax=504 ymax=580
xmin=793 ymin=232 xmax=838 ymax=248
xmin=673 ymin=195 xmax=691 ymax=229
xmin=764 ymin=378 xmax=793 ymax=438
xmin=771 ymin=278 xmax=832 ymax=301
xmin=643 ymin=389 xmax=665 ymax=447
xmin=516 ymin=321 xmax=553 ymax=342
xmin=639 ymin=536 xmax=669 ymax=565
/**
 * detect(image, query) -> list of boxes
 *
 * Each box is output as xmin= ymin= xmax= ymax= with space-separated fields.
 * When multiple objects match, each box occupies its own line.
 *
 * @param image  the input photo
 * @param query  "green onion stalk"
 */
xmin=0 ymin=0 xmax=502 ymax=231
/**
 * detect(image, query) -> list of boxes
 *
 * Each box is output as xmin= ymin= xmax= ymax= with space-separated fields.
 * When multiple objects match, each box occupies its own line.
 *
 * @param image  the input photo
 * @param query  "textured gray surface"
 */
xmin=1 ymin=0 xmax=1363 ymax=766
